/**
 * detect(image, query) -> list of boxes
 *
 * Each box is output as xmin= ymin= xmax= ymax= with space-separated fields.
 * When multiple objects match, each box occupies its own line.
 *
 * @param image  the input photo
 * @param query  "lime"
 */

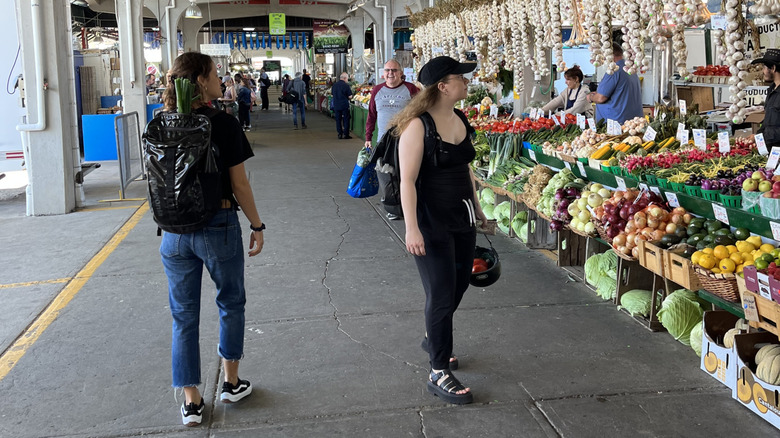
xmin=756 ymin=259 xmax=769 ymax=271
xmin=761 ymin=253 xmax=775 ymax=264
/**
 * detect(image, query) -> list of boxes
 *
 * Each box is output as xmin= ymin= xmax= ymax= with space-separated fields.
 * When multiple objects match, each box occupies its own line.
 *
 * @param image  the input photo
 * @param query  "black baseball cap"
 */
xmin=752 ymin=48 xmax=780 ymax=65
xmin=418 ymin=56 xmax=477 ymax=86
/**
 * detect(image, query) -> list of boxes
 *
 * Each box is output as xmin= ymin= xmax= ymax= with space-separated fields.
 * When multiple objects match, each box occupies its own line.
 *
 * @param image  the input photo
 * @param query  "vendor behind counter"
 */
xmin=542 ymin=65 xmax=593 ymax=118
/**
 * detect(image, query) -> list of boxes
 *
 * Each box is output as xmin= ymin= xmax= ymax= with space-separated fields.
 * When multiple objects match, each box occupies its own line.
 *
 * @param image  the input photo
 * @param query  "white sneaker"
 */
xmin=220 ymin=378 xmax=252 ymax=403
xmin=181 ymin=398 xmax=205 ymax=427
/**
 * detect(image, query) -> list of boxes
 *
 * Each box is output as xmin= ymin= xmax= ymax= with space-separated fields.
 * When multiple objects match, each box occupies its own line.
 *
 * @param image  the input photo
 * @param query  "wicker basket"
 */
xmin=567 ymin=224 xmax=597 ymax=238
xmin=693 ymin=265 xmax=741 ymax=302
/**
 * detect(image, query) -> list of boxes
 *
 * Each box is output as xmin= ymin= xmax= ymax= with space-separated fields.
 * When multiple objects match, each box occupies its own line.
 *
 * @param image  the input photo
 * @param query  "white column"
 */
xmin=115 ymin=0 xmax=147 ymax=125
xmin=344 ymin=16 xmax=365 ymax=81
xmin=181 ymin=18 xmax=206 ymax=53
xmin=158 ymin=1 xmax=186 ymax=74
xmin=14 ymin=0 xmax=80 ymax=215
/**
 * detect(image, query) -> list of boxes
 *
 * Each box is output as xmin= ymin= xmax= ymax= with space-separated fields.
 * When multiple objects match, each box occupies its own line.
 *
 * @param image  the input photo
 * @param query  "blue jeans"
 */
xmin=292 ymin=100 xmax=306 ymax=126
xmin=160 ymin=209 xmax=246 ymax=388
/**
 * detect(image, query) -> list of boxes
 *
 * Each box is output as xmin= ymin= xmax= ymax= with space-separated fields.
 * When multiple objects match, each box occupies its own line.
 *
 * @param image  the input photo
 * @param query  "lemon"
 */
xmin=719 ymin=258 xmax=736 ymax=274
xmin=743 ymin=260 xmax=755 ymax=267
xmin=737 ymin=264 xmax=745 ymax=274
xmin=713 ymin=245 xmax=730 ymax=260
xmin=747 ymin=236 xmax=763 ymax=248
xmin=761 ymin=243 xmax=776 ymax=254
xmin=691 ymin=251 xmax=703 ymax=265
xmin=727 ymin=245 xmax=739 ymax=254
xmin=698 ymin=254 xmax=717 ymax=270
xmin=730 ymin=253 xmax=743 ymax=264
xmin=712 ymin=268 xmax=722 ymax=274
xmin=741 ymin=252 xmax=754 ymax=263
xmin=738 ymin=241 xmax=756 ymax=253
xmin=702 ymin=247 xmax=714 ymax=255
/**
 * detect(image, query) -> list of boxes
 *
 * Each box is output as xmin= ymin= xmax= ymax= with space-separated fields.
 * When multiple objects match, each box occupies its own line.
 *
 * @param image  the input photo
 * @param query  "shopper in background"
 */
xmin=236 ymin=77 xmax=253 ymax=131
xmin=365 ymin=59 xmax=419 ymax=220
xmin=160 ymin=51 xmax=265 ymax=427
xmin=391 ymin=55 xmax=486 ymax=405
xmin=587 ymin=43 xmax=643 ymax=124
xmin=752 ymin=49 xmax=780 ymax=147
xmin=542 ymin=65 xmax=593 ymax=118
xmin=302 ymin=69 xmax=312 ymax=103
xmin=331 ymin=72 xmax=353 ymax=139
xmin=258 ymin=68 xmax=270 ymax=110
xmin=289 ymin=72 xmax=308 ymax=129
xmin=146 ymin=73 xmax=157 ymax=94
xmin=281 ymin=74 xmax=292 ymax=112
xmin=219 ymin=76 xmax=238 ymax=117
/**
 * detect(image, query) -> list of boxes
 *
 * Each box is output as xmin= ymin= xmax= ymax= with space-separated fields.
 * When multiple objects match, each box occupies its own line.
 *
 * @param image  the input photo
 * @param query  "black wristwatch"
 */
xmin=250 ymin=223 xmax=266 ymax=232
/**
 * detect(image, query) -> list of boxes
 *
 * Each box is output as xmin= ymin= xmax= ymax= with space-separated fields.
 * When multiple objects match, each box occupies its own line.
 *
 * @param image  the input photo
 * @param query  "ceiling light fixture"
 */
xmin=243 ymin=27 xmax=255 ymax=31
xmin=185 ymin=1 xmax=202 ymax=19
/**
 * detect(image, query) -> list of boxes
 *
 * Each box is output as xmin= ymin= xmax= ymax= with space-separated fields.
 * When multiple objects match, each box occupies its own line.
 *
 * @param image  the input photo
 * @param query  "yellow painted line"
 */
xmin=77 ymin=204 xmax=143 ymax=212
xmin=0 ymin=202 xmax=149 ymax=382
xmin=0 ymin=278 xmax=72 ymax=290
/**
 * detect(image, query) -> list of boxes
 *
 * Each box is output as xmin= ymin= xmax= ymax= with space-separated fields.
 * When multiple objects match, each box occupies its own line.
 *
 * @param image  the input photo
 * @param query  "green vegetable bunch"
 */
xmin=174 ymin=77 xmax=202 ymax=115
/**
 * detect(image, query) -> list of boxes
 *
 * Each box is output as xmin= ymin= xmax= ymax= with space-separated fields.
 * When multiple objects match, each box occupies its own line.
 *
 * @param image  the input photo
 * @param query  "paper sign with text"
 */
xmin=693 ymin=129 xmax=707 ymax=150
xmin=718 ymin=131 xmax=730 ymax=154
xmin=577 ymin=161 xmax=587 ymax=175
xmin=767 ymin=147 xmax=780 ymax=170
xmin=529 ymin=150 xmax=537 ymax=162
xmin=756 ymin=133 xmax=768 ymax=156
xmin=643 ymin=126 xmax=657 ymax=142
xmin=712 ymin=204 xmax=730 ymax=225
xmin=615 ymin=176 xmax=627 ymax=191
xmin=679 ymin=99 xmax=687 ymax=115
xmin=666 ymin=192 xmax=680 ymax=207
xmin=588 ymin=118 xmax=597 ymax=132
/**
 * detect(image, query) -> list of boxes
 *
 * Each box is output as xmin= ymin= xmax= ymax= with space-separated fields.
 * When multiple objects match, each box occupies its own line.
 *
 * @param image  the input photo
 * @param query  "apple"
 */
xmin=753 ymin=171 xmax=766 ymax=180
xmin=773 ymin=181 xmax=780 ymax=193
xmin=759 ymin=180 xmax=773 ymax=192
xmin=743 ymin=178 xmax=759 ymax=192
xmin=772 ymin=175 xmax=780 ymax=182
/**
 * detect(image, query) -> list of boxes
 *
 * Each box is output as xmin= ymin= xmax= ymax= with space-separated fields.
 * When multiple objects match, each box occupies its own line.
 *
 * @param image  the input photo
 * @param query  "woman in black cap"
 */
xmin=389 ymin=56 xmax=487 ymax=405
xmin=752 ymin=49 xmax=780 ymax=147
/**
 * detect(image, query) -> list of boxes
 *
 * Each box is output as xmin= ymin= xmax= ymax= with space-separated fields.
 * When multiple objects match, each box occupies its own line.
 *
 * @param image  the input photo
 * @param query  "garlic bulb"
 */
xmin=724 ymin=0 xmax=748 ymax=124
xmin=549 ymin=0 xmax=565 ymax=71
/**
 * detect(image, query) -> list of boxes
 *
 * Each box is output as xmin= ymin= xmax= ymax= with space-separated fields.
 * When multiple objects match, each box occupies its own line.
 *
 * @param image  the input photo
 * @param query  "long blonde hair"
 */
xmin=389 ymin=85 xmax=441 ymax=137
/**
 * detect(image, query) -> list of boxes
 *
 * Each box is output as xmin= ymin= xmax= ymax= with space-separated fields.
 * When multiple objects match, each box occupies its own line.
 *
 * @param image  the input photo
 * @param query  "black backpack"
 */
xmin=143 ymin=107 xmax=223 ymax=234
xmin=370 ymin=110 xmax=474 ymax=216
xmin=285 ymin=89 xmax=300 ymax=104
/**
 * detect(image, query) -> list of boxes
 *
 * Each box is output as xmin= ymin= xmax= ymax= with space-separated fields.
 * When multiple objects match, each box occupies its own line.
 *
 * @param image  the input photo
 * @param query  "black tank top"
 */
xmin=417 ymin=111 xmax=477 ymax=233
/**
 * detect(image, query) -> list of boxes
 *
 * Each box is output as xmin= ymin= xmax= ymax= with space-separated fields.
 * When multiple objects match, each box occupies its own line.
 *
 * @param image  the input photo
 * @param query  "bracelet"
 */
xmin=250 ymin=223 xmax=266 ymax=232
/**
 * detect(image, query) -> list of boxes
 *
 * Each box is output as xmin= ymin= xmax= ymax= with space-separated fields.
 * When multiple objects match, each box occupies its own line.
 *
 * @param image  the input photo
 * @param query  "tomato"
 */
xmin=473 ymin=259 xmax=489 ymax=270
xmin=472 ymin=264 xmax=488 ymax=274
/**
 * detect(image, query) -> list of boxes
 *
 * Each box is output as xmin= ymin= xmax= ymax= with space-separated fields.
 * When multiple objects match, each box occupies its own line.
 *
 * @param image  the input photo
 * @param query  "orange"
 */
xmin=698 ymin=254 xmax=717 ymax=270
xmin=713 ymin=245 xmax=730 ymax=260
xmin=729 ymin=253 xmax=743 ymax=265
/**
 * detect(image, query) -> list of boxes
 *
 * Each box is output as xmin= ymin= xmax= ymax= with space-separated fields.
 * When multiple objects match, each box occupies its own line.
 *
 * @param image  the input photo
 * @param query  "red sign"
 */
xmin=146 ymin=65 xmax=158 ymax=75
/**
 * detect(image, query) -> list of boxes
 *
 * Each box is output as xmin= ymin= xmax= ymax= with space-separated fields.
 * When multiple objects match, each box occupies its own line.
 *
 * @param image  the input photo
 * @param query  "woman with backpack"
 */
xmin=390 ymin=56 xmax=487 ymax=405
xmin=160 ymin=52 xmax=266 ymax=427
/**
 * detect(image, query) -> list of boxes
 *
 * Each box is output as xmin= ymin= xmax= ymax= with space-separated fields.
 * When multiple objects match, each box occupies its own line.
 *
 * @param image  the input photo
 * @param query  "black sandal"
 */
xmin=426 ymin=369 xmax=473 ymax=405
xmin=420 ymin=337 xmax=459 ymax=370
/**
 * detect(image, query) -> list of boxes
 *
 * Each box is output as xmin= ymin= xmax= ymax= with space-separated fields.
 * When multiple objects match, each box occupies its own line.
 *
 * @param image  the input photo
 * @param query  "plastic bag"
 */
xmin=347 ymin=147 xmax=379 ymax=198
xmin=760 ymin=195 xmax=780 ymax=219
xmin=742 ymin=189 xmax=761 ymax=213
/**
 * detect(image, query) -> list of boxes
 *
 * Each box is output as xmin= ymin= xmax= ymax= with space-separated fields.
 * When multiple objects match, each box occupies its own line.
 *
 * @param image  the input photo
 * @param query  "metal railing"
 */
xmin=113 ymin=111 xmax=144 ymax=200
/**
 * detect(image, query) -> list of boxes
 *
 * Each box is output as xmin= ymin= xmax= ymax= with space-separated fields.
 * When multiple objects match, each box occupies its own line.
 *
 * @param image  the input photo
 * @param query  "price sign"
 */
xmin=577 ymin=114 xmax=586 ymax=130
xmin=608 ymin=119 xmax=621 ymax=136
xmin=711 ymin=15 xmax=727 ymax=30
xmin=771 ymin=221 xmax=780 ymax=241
xmin=756 ymin=133 xmax=769 ymax=156
xmin=552 ymin=114 xmax=561 ymax=126
xmin=649 ymin=186 xmax=662 ymax=196
xmin=666 ymin=191 xmax=680 ymax=208
xmin=489 ymin=104 xmax=499 ymax=118
xmin=693 ymin=129 xmax=707 ymax=150
xmin=679 ymin=99 xmax=687 ymax=115
xmin=588 ymin=117 xmax=597 ymax=132
xmin=615 ymin=176 xmax=627 ymax=191
xmin=767 ymin=147 xmax=780 ymax=170
xmin=643 ymin=126 xmax=657 ymax=142
xmin=529 ymin=149 xmax=537 ymax=162
xmin=564 ymin=161 xmax=572 ymax=170
xmin=549 ymin=110 xmax=554 ymax=119
xmin=678 ymin=129 xmax=689 ymax=146
xmin=743 ymin=293 xmax=760 ymax=322
xmin=639 ymin=183 xmax=649 ymax=192
xmin=718 ymin=131 xmax=731 ymax=154
xmin=577 ymin=160 xmax=587 ymax=175
xmin=676 ymin=122 xmax=685 ymax=140
xmin=712 ymin=203 xmax=730 ymax=225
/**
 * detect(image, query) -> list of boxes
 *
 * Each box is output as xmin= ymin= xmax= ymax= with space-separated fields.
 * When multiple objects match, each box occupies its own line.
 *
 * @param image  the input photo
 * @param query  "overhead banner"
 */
xmin=269 ymin=13 xmax=286 ymax=35
xmin=313 ymin=19 xmax=348 ymax=54
xmin=200 ymin=44 xmax=231 ymax=57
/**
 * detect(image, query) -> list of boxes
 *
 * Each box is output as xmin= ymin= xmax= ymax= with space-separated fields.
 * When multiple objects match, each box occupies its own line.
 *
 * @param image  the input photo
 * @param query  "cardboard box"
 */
xmin=733 ymin=332 xmax=780 ymax=429
xmin=743 ymin=265 xmax=780 ymax=302
xmin=701 ymin=311 xmax=740 ymax=389
xmin=110 ymin=57 xmax=120 ymax=70
xmin=637 ymin=240 xmax=665 ymax=276
xmin=746 ymin=111 xmax=764 ymax=134
xmin=735 ymin=128 xmax=753 ymax=138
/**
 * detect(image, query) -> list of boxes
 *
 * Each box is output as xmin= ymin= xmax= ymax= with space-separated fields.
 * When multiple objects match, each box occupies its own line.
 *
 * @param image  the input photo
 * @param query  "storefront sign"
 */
xmin=745 ymin=19 xmax=780 ymax=59
xmin=313 ymin=19 xmax=349 ymax=54
xmin=200 ymin=43 xmax=231 ymax=57
xmin=269 ymin=13 xmax=286 ymax=35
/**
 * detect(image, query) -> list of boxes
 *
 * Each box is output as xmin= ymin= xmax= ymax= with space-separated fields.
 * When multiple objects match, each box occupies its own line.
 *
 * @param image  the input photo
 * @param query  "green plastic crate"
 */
xmin=702 ymin=189 xmax=720 ymax=202
xmin=669 ymin=182 xmax=685 ymax=192
xmin=684 ymin=185 xmax=703 ymax=198
xmin=645 ymin=174 xmax=658 ymax=185
xmin=720 ymin=194 xmax=742 ymax=209
xmin=657 ymin=178 xmax=670 ymax=189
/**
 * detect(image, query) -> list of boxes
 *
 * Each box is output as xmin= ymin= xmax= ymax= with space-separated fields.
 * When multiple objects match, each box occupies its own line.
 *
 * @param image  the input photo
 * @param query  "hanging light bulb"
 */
xmin=185 ymin=1 xmax=202 ymax=19
xmin=93 ymin=30 xmax=104 ymax=44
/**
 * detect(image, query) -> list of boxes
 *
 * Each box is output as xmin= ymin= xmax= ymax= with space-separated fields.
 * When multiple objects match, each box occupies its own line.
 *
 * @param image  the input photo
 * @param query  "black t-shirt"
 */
xmin=195 ymin=107 xmax=254 ymax=203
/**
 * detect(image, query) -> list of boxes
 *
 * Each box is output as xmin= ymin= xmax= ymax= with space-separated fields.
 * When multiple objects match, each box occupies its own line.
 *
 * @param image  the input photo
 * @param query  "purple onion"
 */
xmin=701 ymin=180 xmax=712 ymax=190
xmin=559 ymin=198 xmax=571 ymax=209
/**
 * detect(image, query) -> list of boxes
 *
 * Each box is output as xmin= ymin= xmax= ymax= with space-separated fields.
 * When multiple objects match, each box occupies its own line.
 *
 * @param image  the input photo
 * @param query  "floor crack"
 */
xmin=419 ymin=409 xmax=427 ymax=438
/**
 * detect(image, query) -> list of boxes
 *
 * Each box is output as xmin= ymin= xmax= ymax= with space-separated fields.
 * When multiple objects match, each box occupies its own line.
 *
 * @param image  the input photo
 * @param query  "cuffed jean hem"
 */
xmin=218 ymin=345 xmax=244 ymax=362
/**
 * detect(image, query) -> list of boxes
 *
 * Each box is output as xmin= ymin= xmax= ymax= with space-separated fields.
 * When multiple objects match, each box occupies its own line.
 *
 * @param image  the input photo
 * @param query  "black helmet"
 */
xmin=470 ymin=245 xmax=501 ymax=287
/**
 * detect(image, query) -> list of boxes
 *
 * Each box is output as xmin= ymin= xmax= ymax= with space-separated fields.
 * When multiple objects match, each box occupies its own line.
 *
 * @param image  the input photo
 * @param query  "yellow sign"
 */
xmin=269 ymin=13 xmax=286 ymax=36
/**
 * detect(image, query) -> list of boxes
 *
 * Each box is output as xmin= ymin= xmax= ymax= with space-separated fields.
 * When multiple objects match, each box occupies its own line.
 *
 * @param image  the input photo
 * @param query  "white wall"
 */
xmin=0 ymin=1 xmax=24 ymax=172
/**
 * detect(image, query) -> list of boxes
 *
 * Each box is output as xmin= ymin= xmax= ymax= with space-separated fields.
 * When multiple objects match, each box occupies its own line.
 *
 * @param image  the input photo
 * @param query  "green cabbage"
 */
xmin=518 ymin=223 xmax=528 ymax=243
xmin=494 ymin=201 xmax=512 ymax=221
xmin=483 ymin=204 xmax=495 ymax=220
xmin=657 ymin=291 xmax=704 ymax=346
xmin=585 ymin=250 xmax=618 ymax=300
xmin=690 ymin=321 xmax=703 ymax=357
xmin=596 ymin=275 xmax=616 ymax=300
xmin=481 ymin=188 xmax=495 ymax=205
xmin=512 ymin=211 xmax=527 ymax=237
xmin=619 ymin=289 xmax=653 ymax=317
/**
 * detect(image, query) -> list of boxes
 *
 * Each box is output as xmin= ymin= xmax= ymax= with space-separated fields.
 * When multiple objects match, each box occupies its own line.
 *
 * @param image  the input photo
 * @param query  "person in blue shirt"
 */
xmin=587 ymin=43 xmax=643 ymax=124
xmin=331 ymin=72 xmax=353 ymax=139
xmin=235 ymin=76 xmax=253 ymax=131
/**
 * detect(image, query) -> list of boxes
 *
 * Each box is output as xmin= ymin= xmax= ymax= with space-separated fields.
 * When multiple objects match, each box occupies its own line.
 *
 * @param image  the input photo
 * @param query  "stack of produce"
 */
xmin=755 ymin=344 xmax=780 ymax=386
xmin=512 ymin=211 xmax=529 ymax=243
xmin=591 ymin=189 xmax=668 ymax=258
xmin=690 ymin=232 xmax=770 ymax=275
xmin=657 ymin=289 xmax=704 ymax=347
xmin=479 ymin=188 xmax=496 ymax=219
xmin=566 ymin=183 xmax=612 ymax=235
xmin=493 ymin=201 xmax=513 ymax=234
xmin=584 ymin=250 xmax=618 ymax=300
xmin=522 ymin=165 xmax=554 ymax=208
xmin=622 ymin=117 xmax=648 ymax=135
xmin=571 ymin=129 xmax=609 ymax=158
xmin=619 ymin=289 xmax=654 ymax=318
xmin=536 ymin=169 xmax=579 ymax=219
xmin=485 ymin=158 xmax=535 ymax=189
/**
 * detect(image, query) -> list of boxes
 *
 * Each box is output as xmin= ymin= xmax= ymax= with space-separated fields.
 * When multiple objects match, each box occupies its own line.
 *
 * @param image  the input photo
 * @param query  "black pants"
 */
xmin=260 ymin=87 xmax=269 ymax=109
xmin=238 ymin=102 xmax=251 ymax=128
xmin=414 ymin=226 xmax=476 ymax=370
xmin=335 ymin=108 xmax=350 ymax=137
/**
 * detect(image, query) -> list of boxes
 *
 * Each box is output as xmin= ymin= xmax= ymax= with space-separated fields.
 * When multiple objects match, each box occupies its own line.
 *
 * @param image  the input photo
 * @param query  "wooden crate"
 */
xmin=614 ymin=264 xmax=669 ymax=332
xmin=526 ymin=209 xmax=557 ymax=250
xmin=666 ymin=249 xmax=703 ymax=291
xmin=741 ymin=289 xmax=780 ymax=341
xmin=637 ymin=240 xmax=665 ymax=276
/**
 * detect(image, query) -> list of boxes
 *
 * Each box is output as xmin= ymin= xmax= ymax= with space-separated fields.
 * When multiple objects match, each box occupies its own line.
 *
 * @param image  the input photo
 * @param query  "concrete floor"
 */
xmin=0 ymin=105 xmax=776 ymax=437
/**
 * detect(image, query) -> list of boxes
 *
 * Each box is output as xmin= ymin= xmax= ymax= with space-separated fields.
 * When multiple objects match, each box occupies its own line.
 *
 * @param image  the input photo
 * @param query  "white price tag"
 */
xmin=676 ymin=122 xmax=685 ymax=140
xmin=679 ymin=99 xmax=687 ymax=115
xmin=549 ymin=110 xmax=554 ymax=119
xmin=678 ymin=129 xmax=689 ymax=146
xmin=712 ymin=203 xmax=730 ymax=225
xmin=564 ymin=161 xmax=572 ymax=170
xmin=577 ymin=160 xmax=587 ymax=175
xmin=639 ymin=183 xmax=649 ymax=192
xmin=552 ymin=114 xmax=561 ymax=126
xmin=643 ymin=126 xmax=657 ymax=142
xmin=756 ymin=133 xmax=769 ymax=156
xmin=577 ymin=114 xmax=586 ymax=130
xmin=693 ymin=129 xmax=707 ymax=150
xmin=588 ymin=117 xmax=597 ymax=132
xmin=771 ymin=222 xmax=780 ymax=241
xmin=650 ymin=186 xmax=662 ymax=196
xmin=529 ymin=149 xmax=537 ymax=162
xmin=666 ymin=191 xmax=680 ymax=208
xmin=615 ymin=176 xmax=627 ymax=191
xmin=608 ymin=119 xmax=621 ymax=136
xmin=718 ymin=131 xmax=730 ymax=154
xmin=767 ymin=147 xmax=780 ymax=170
xmin=489 ymin=104 xmax=499 ymax=118
xmin=711 ymin=15 xmax=727 ymax=30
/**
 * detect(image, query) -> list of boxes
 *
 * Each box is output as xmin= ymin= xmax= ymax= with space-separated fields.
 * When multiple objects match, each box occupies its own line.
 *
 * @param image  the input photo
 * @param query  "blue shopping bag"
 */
xmin=346 ymin=147 xmax=379 ymax=198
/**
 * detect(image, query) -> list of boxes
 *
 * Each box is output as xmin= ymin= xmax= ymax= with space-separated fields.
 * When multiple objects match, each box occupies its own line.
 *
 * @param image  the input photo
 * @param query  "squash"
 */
xmin=735 ymin=318 xmax=750 ymax=331
xmin=756 ymin=355 xmax=780 ymax=385
xmin=723 ymin=328 xmax=741 ymax=348
xmin=755 ymin=344 xmax=780 ymax=365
